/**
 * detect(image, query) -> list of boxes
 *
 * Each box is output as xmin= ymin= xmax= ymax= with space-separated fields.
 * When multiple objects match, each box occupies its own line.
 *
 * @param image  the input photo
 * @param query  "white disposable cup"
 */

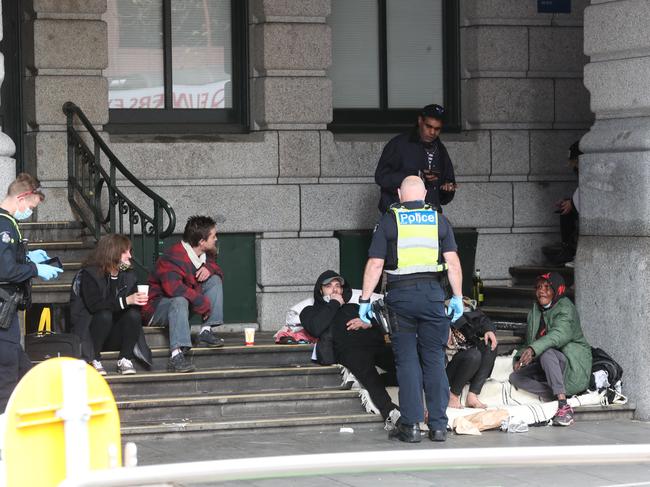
xmin=137 ymin=285 xmax=149 ymax=295
xmin=244 ymin=327 xmax=256 ymax=346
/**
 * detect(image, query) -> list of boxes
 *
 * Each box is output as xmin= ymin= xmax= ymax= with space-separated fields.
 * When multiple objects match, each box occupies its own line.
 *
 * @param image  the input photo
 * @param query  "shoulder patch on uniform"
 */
xmin=1 ymin=231 xmax=11 ymax=243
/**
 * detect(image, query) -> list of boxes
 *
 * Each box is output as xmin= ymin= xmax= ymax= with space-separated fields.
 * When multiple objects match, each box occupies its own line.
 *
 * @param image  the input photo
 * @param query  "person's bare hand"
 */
xmin=447 ymin=328 xmax=454 ymax=347
xmin=484 ymin=331 xmax=498 ymax=351
xmin=330 ymin=293 xmax=344 ymax=305
xmin=441 ymin=182 xmax=458 ymax=192
xmin=422 ymin=169 xmax=439 ymax=182
xmin=559 ymin=199 xmax=573 ymax=215
xmin=195 ymin=266 xmax=211 ymax=282
xmin=346 ymin=317 xmax=371 ymax=331
xmin=126 ymin=292 xmax=148 ymax=306
xmin=518 ymin=347 xmax=535 ymax=368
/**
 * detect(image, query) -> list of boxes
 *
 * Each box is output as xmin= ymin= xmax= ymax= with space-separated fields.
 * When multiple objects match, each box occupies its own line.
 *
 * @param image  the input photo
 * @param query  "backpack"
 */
xmin=589 ymin=347 xmax=623 ymax=389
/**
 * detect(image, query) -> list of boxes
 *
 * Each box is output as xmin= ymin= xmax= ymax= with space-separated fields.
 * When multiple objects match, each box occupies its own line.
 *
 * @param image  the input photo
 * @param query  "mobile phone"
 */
xmin=42 ymin=256 xmax=63 ymax=269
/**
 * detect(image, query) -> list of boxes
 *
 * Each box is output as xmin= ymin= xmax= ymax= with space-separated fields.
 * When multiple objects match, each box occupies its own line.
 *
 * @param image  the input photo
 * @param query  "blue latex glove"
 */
xmin=447 ymin=295 xmax=464 ymax=323
xmin=359 ymin=302 xmax=374 ymax=324
xmin=27 ymin=249 xmax=50 ymax=264
xmin=35 ymin=263 xmax=63 ymax=281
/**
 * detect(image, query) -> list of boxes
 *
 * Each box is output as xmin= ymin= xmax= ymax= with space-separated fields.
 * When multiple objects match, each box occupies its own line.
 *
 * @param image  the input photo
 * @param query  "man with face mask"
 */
xmin=0 ymin=173 xmax=63 ymax=412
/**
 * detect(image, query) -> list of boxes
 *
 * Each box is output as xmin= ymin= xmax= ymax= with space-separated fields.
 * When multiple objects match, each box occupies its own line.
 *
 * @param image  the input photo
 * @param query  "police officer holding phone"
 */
xmin=359 ymin=176 xmax=463 ymax=443
xmin=0 ymin=173 xmax=63 ymax=412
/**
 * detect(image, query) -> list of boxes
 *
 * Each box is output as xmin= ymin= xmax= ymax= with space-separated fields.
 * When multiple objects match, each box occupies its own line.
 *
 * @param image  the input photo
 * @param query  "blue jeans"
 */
xmin=386 ymin=280 xmax=450 ymax=430
xmin=150 ymin=275 xmax=224 ymax=350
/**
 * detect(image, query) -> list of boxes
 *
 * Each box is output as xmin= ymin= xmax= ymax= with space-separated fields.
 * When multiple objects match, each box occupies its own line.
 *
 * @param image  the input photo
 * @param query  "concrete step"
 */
xmin=27 ymin=239 xmax=96 ymax=266
xmin=483 ymin=286 xmax=575 ymax=309
xmin=121 ymin=412 xmax=381 ymax=439
xmin=572 ymin=402 xmax=636 ymax=422
xmin=19 ymin=220 xmax=87 ymax=242
xmin=120 ymin=403 xmax=636 ymax=440
xmin=31 ymin=264 xmax=81 ymax=304
xmin=100 ymin=344 xmax=315 ymax=372
xmin=106 ymin=365 xmax=344 ymax=400
xmin=480 ymin=305 xmax=528 ymax=324
xmin=98 ymin=330 xmax=521 ymax=372
xmin=117 ymin=389 xmax=365 ymax=424
xmin=509 ymin=265 xmax=574 ymax=287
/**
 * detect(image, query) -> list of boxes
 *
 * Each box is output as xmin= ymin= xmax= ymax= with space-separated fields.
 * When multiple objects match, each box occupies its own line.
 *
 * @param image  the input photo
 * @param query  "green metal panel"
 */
xmin=336 ymin=228 xmax=478 ymax=297
xmin=335 ymin=230 xmax=372 ymax=290
xmin=216 ymin=234 xmax=257 ymax=323
xmin=139 ymin=233 xmax=257 ymax=323
xmin=454 ymin=228 xmax=478 ymax=297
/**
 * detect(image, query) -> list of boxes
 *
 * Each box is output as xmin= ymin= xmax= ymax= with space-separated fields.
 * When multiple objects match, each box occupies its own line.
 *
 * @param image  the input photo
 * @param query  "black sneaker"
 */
xmin=167 ymin=352 xmax=196 ymax=373
xmin=197 ymin=329 xmax=225 ymax=348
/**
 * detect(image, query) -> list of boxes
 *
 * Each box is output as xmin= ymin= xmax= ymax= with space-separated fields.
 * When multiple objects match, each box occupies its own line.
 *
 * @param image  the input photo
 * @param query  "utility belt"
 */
xmin=0 ymin=286 xmax=23 ymax=330
xmin=0 ymin=281 xmax=31 ymax=312
xmin=386 ymin=273 xmax=441 ymax=291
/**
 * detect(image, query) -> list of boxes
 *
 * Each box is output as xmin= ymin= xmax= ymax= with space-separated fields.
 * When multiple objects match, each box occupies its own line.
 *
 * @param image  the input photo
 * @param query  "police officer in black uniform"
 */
xmin=359 ymin=176 xmax=464 ymax=443
xmin=0 ymin=173 xmax=62 ymax=412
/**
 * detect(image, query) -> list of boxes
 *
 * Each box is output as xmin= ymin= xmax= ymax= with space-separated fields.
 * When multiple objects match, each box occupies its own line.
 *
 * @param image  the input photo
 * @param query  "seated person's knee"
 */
xmin=124 ymin=307 xmax=142 ymax=323
xmin=92 ymin=309 xmax=113 ymax=323
xmin=169 ymin=296 xmax=189 ymax=310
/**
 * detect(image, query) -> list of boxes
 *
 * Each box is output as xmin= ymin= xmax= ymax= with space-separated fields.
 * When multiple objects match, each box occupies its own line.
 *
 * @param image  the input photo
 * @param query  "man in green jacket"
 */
xmin=509 ymin=272 xmax=592 ymax=426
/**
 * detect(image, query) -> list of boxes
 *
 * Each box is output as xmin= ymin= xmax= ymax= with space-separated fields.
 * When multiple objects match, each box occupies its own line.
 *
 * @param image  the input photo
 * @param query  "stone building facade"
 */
xmin=12 ymin=0 xmax=590 ymax=326
xmin=5 ymin=1 xmax=648 ymax=416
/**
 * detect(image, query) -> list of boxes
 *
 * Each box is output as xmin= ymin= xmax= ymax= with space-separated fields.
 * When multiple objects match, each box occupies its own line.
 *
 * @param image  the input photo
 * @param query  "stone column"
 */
xmin=0 ymin=1 xmax=17 ymax=190
xmin=579 ymin=0 xmax=650 ymax=418
xmin=23 ymin=0 xmax=108 ymax=220
xmin=250 ymin=0 xmax=337 ymax=329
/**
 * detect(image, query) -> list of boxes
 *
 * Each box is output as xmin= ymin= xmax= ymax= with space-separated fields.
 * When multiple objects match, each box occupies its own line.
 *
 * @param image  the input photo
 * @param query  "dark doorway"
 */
xmin=0 ymin=0 xmax=23 ymax=172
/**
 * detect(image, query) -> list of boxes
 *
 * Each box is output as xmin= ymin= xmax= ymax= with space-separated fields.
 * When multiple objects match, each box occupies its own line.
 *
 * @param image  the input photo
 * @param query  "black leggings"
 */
xmin=446 ymin=341 xmax=497 ymax=396
xmin=89 ymin=308 xmax=141 ymax=361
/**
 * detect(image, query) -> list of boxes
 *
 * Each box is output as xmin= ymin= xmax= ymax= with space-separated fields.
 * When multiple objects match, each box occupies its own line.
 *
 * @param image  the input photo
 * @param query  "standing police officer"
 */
xmin=0 ymin=173 xmax=63 ymax=412
xmin=359 ymin=176 xmax=463 ymax=443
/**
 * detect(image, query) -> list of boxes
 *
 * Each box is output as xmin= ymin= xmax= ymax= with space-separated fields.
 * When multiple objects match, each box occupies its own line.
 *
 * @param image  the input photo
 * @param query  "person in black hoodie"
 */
xmin=69 ymin=234 xmax=152 ymax=376
xmin=300 ymin=270 xmax=399 ymax=424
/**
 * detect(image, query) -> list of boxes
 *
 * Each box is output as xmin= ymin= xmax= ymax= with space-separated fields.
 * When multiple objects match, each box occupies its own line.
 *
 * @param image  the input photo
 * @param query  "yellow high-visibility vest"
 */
xmin=387 ymin=205 xmax=448 ymax=275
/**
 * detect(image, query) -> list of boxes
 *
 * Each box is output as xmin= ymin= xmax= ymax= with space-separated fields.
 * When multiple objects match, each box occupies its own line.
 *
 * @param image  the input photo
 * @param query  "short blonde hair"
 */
xmin=6 ymin=173 xmax=45 ymax=201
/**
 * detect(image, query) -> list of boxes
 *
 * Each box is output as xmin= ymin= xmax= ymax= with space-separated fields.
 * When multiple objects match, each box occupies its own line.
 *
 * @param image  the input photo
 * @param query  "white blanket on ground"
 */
xmin=342 ymin=353 xmax=618 ymax=429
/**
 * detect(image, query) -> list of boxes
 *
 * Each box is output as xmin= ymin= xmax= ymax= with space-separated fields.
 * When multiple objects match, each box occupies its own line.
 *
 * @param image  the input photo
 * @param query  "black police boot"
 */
xmin=388 ymin=419 xmax=421 ymax=443
xmin=428 ymin=428 xmax=447 ymax=442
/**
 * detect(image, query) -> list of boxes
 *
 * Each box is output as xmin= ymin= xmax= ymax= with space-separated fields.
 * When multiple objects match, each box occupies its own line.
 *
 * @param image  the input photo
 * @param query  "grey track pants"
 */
xmin=509 ymin=348 xmax=567 ymax=401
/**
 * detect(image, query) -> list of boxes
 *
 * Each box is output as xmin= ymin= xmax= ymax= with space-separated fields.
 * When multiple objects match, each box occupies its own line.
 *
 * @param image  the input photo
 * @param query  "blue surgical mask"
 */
xmin=14 ymin=207 xmax=32 ymax=221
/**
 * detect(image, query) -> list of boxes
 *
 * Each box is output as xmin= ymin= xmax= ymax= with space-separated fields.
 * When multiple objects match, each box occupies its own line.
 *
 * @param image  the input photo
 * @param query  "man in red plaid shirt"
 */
xmin=143 ymin=215 xmax=225 ymax=372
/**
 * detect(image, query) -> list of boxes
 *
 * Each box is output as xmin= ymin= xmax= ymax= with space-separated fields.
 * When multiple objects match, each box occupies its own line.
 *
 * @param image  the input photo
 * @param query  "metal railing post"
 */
xmin=63 ymin=102 xmax=176 ymax=273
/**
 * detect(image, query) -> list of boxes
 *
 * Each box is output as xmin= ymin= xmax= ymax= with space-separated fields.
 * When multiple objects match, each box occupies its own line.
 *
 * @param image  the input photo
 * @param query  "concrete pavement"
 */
xmin=134 ymin=420 xmax=650 ymax=486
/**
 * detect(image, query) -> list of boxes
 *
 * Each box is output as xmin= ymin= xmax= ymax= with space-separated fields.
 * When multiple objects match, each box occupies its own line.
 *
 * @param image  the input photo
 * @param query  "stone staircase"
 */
xmin=21 ymin=221 xmax=635 ymax=440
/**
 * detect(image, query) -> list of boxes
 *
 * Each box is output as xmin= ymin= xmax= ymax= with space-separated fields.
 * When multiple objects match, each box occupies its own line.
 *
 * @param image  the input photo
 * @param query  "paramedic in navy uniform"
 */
xmin=0 ymin=173 xmax=63 ymax=412
xmin=359 ymin=175 xmax=463 ymax=443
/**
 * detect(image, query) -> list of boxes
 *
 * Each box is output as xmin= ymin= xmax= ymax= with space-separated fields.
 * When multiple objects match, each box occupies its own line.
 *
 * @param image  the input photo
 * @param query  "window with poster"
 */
xmin=103 ymin=0 xmax=248 ymax=134
xmin=327 ymin=0 xmax=460 ymax=133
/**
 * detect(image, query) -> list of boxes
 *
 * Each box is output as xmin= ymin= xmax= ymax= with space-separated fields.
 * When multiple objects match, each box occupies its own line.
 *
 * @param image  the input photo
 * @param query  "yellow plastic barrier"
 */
xmin=3 ymin=357 xmax=121 ymax=487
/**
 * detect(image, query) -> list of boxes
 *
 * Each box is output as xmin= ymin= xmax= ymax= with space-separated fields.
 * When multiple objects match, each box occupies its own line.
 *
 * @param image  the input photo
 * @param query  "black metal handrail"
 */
xmin=64 ymin=102 xmax=176 ymax=271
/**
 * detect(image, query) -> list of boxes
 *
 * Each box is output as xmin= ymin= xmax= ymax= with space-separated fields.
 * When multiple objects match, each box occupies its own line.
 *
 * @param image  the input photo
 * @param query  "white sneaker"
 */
xmin=117 ymin=358 xmax=136 ymax=375
xmin=384 ymin=408 xmax=401 ymax=431
xmin=91 ymin=360 xmax=107 ymax=376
